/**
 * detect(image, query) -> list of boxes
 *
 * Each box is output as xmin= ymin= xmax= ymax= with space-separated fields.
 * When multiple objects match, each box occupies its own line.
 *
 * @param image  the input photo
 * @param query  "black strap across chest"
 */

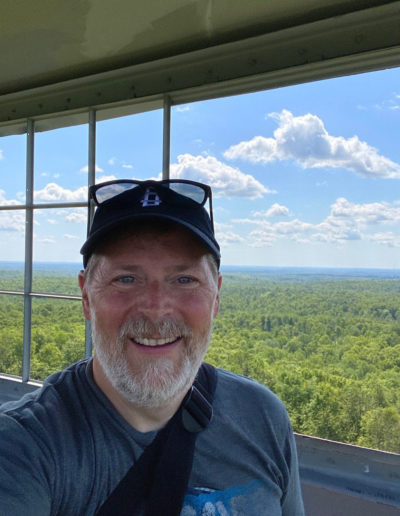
xmin=96 ymin=363 xmax=217 ymax=516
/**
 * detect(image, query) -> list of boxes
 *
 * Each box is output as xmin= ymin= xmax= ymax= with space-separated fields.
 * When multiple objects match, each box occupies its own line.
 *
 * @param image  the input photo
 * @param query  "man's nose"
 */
xmin=137 ymin=281 xmax=172 ymax=318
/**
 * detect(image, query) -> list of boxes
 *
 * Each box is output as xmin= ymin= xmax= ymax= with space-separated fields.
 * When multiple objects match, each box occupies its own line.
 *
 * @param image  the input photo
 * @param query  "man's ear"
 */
xmin=78 ymin=271 xmax=91 ymax=321
xmin=213 ymin=274 xmax=222 ymax=318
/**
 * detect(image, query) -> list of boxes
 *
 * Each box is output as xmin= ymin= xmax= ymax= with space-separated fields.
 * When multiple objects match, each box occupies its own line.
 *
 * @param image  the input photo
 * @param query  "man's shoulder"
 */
xmin=0 ymin=360 xmax=89 ymax=421
xmin=214 ymin=367 xmax=287 ymax=417
xmin=215 ymin=367 xmax=280 ymax=397
xmin=0 ymin=360 xmax=94 ymax=466
xmin=196 ymin=367 xmax=296 ymax=482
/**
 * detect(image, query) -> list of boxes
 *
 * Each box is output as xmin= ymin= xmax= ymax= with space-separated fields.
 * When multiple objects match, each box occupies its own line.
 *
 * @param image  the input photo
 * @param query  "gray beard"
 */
xmin=91 ymin=314 xmax=212 ymax=408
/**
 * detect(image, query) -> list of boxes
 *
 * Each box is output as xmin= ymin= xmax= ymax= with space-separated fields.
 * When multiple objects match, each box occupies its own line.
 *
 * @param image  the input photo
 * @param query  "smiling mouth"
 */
xmin=131 ymin=336 xmax=181 ymax=347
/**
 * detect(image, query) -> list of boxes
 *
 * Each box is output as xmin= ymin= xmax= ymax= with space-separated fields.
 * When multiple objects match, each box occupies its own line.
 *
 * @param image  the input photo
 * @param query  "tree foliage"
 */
xmin=207 ymin=273 xmax=400 ymax=453
xmin=1 ymin=268 xmax=400 ymax=453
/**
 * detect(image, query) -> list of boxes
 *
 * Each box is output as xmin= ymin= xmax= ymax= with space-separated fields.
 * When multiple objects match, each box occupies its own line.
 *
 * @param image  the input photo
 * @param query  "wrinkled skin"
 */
xmin=79 ymin=227 xmax=221 ymax=430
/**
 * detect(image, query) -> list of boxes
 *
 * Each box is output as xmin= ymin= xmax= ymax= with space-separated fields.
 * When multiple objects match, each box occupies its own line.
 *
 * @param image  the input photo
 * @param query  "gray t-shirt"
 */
xmin=0 ymin=360 xmax=304 ymax=515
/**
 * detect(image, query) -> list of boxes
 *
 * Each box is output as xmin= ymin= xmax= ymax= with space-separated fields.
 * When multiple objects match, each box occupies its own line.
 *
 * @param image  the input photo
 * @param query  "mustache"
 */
xmin=119 ymin=317 xmax=193 ymax=340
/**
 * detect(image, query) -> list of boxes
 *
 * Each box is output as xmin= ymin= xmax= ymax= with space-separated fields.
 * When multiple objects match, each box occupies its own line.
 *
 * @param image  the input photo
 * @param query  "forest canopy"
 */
xmin=1 ymin=265 xmax=400 ymax=453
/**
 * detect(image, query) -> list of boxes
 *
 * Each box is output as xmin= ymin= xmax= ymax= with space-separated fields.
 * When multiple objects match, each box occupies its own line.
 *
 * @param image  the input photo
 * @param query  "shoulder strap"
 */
xmin=182 ymin=362 xmax=216 ymax=433
xmin=96 ymin=363 xmax=217 ymax=516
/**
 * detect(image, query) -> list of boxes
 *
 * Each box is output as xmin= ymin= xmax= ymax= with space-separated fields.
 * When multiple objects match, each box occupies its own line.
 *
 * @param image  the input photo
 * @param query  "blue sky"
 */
xmin=1 ymin=67 xmax=400 ymax=268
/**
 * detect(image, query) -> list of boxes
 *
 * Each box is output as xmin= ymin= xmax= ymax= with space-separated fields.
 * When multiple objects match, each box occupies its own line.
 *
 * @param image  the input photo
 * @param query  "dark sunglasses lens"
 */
xmin=168 ymin=182 xmax=207 ymax=205
xmin=94 ymin=182 xmax=139 ymax=204
xmin=92 ymin=180 xmax=208 ymax=208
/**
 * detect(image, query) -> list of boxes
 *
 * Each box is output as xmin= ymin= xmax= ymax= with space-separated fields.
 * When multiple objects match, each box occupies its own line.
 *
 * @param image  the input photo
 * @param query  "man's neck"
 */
xmin=92 ymin=358 xmax=187 ymax=432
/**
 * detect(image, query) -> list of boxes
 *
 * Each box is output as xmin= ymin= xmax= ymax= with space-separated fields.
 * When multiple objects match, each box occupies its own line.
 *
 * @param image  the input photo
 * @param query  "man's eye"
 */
xmin=177 ymin=276 xmax=194 ymax=284
xmin=117 ymin=276 xmax=135 ymax=284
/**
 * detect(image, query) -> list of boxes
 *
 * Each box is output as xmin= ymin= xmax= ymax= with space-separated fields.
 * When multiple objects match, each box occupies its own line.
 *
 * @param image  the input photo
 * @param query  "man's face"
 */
xmin=79 ymin=226 xmax=221 ymax=408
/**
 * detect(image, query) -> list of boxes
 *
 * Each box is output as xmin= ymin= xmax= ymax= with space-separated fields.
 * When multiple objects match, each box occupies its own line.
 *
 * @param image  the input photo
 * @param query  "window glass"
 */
xmin=34 ymin=124 xmax=88 ymax=205
xmin=0 ymin=134 xmax=26 ymax=267
xmin=1 ymin=68 xmax=400 ymax=453
xmin=96 ymin=109 xmax=163 ymax=183
xmin=30 ymin=297 xmax=85 ymax=381
xmin=0 ymin=134 xmax=26 ymax=376
xmin=171 ymin=71 xmax=400 ymax=268
xmin=171 ymin=68 xmax=400 ymax=453
xmin=0 ymin=294 xmax=23 ymax=376
xmin=32 ymin=208 xmax=86 ymax=294
xmin=0 ymin=209 xmax=25 ymax=269
xmin=0 ymin=133 xmax=26 ymax=206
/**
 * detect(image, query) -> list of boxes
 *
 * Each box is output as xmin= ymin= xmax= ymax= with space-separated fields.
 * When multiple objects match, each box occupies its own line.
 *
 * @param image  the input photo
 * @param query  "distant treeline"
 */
xmin=1 ymin=269 xmax=400 ymax=453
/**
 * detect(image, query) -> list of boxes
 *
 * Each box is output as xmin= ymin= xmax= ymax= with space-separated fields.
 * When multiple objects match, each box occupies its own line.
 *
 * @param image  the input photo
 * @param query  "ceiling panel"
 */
xmin=1 ymin=0 xmax=397 ymax=95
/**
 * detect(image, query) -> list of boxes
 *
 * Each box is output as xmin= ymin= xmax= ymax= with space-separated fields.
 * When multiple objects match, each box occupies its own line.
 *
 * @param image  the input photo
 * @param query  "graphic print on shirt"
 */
xmin=181 ymin=480 xmax=265 ymax=515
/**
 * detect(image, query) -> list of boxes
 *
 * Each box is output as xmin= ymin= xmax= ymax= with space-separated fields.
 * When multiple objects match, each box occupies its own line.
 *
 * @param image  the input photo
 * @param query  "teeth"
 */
xmin=134 ymin=337 xmax=176 ymax=346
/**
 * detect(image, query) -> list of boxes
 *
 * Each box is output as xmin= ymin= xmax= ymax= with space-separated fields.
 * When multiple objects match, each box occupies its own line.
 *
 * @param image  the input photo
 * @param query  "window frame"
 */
xmin=0 ymin=102 xmax=172 ymax=382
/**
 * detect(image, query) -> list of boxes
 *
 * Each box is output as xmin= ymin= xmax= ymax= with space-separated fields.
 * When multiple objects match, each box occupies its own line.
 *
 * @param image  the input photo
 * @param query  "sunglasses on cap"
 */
xmin=88 ymin=179 xmax=214 ymax=231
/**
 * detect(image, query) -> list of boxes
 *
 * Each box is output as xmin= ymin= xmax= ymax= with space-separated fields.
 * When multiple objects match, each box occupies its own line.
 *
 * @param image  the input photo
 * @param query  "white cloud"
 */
xmin=373 ymin=93 xmax=400 ymax=112
xmin=64 ymin=233 xmax=79 ymax=240
xmin=80 ymin=165 xmax=104 ymax=173
xmin=170 ymin=153 xmax=272 ymax=199
xmin=248 ymin=228 xmax=276 ymax=247
xmin=215 ymin=222 xmax=235 ymax=230
xmin=36 ymin=237 xmax=56 ymax=244
xmin=243 ymin=218 xmax=314 ymax=247
xmin=233 ymin=197 xmax=400 ymax=249
xmin=274 ymin=219 xmax=314 ymax=236
xmin=216 ymin=230 xmax=245 ymax=245
xmin=0 ymin=150 xmax=3 ymax=159
xmin=253 ymin=203 xmax=290 ymax=218
xmin=214 ymin=206 xmax=229 ymax=215
xmin=224 ymin=109 xmax=400 ymax=179
xmin=65 ymin=209 xmax=87 ymax=223
xmin=232 ymin=217 xmax=269 ymax=226
xmin=313 ymin=216 xmax=361 ymax=243
xmin=95 ymin=174 xmax=119 ymax=184
xmin=330 ymin=197 xmax=400 ymax=225
xmin=34 ymin=183 xmax=87 ymax=202
xmin=369 ymin=232 xmax=400 ymax=247
xmin=0 ymin=190 xmax=26 ymax=232
xmin=215 ymin=222 xmax=245 ymax=246
xmin=107 ymin=157 xmax=133 ymax=170
xmin=0 ymin=211 xmax=25 ymax=232
xmin=47 ymin=219 xmax=57 ymax=225
xmin=174 ymin=106 xmax=190 ymax=113
xmin=225 ymin=135 xmax=277 ymax=164
xmin=0 ymin=189 xmax=20 ymax=207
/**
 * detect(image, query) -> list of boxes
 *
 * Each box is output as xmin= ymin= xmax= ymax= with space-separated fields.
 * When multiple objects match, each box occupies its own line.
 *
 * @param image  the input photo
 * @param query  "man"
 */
xmin=0 ymin=179 xmax=304 ymax=515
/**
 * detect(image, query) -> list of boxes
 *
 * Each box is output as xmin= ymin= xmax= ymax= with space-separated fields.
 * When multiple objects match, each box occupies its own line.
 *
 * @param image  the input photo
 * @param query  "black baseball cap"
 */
xmin=80 ymin=179 xmax=220 ymax=268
